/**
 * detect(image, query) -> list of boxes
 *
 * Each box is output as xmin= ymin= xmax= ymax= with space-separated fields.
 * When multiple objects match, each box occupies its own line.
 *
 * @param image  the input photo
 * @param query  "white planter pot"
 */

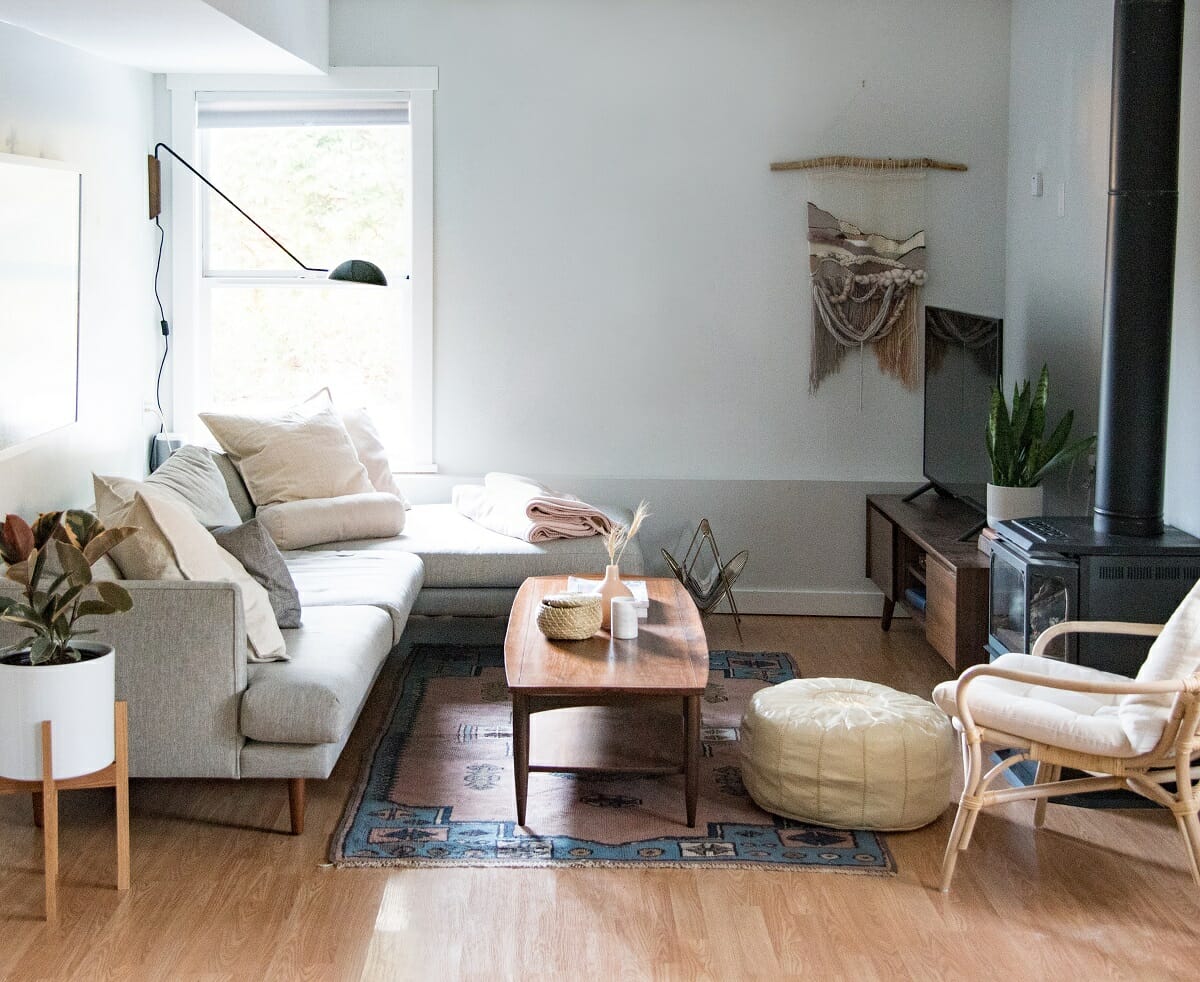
xmin=0 ymin=643 xmax=115 ymax=781
xmin=986 ymin=483 xmax=1044 ymax=529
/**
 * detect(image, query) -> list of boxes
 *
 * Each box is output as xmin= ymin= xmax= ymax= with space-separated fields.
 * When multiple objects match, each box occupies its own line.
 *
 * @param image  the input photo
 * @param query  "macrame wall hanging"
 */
xmin=807 ymin=201 xmax=926 ymax=394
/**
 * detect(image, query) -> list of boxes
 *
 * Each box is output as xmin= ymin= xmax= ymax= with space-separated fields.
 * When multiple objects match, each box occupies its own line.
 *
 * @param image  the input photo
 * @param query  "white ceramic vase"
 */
xmin=0 ymin=643 xmax=115 ymax=781
xmin=986 ymin=483 xmax=1044 ymax=529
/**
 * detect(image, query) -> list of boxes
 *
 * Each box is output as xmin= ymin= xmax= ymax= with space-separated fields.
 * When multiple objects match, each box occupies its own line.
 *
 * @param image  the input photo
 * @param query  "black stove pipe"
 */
xmin=1093 ymin=0 xmax=1185 ymax=537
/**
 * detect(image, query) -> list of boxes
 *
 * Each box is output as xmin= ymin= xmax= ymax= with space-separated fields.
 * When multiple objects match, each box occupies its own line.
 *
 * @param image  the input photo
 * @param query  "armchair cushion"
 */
xmin=1123 ymin=578 xmax=1200 ymax=753
xmin=933 ymin=653 xmax=1137 ymax=758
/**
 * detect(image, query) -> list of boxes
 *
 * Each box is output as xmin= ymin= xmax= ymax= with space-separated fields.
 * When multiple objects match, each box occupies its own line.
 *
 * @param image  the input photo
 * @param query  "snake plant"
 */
xmin=986 ymin=365 xmax=1095 ymax=488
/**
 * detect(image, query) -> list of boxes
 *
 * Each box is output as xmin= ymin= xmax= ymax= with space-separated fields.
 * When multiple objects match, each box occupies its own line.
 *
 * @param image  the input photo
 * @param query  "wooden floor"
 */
xmin=2 ymin=614 xmax=1199 ymax=980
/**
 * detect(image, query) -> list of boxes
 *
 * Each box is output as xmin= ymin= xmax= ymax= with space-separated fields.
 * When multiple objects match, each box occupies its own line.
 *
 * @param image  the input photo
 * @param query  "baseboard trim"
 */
xmin=730 ymin=588 xmax=899 ymax=618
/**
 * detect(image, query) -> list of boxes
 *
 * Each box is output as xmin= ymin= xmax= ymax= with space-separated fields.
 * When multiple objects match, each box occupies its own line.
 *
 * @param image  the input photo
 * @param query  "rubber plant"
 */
xmin=0 ymin=510 xmax=137 ymax=666
xmin=986 ymin=364 xmax=1096 ymax=488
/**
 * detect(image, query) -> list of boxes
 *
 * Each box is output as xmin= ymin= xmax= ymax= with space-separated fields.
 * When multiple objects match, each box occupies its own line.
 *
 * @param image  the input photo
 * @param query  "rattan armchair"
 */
xmin=934 ymin=617 xmax=1200 ymax=894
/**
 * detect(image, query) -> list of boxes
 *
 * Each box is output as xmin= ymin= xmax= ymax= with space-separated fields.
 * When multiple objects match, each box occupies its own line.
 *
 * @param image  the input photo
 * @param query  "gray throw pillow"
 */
xmin=210 ymin=518 xmax=302 ymax=629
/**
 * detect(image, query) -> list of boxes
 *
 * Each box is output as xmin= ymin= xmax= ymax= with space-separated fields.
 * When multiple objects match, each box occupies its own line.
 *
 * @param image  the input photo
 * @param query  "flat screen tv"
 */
xmin=922 ymin=306 xmax=1002 ymax=511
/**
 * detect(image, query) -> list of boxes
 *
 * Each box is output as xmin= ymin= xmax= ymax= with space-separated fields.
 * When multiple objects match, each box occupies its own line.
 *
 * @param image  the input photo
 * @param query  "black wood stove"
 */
xmin=990 ymin=0 xmax=1200 ymax=678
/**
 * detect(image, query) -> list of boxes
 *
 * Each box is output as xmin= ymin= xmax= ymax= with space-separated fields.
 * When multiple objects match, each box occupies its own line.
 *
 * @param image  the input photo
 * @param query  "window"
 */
xmin=169 ymin=80 xmax=434 ymax=470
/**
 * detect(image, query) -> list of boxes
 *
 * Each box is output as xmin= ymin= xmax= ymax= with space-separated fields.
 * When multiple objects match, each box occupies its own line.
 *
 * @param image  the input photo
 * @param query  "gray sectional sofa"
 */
xmin=0 ymin=452 xmax=644 ymax=834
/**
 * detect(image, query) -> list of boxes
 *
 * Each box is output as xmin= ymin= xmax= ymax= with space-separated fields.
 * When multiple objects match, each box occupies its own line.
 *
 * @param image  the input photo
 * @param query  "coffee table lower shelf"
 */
xmin=512 ymin=694 xmax=701 ymax=828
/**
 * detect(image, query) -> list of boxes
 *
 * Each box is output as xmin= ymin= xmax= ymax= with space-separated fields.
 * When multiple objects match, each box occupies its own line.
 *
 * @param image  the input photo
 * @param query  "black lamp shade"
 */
xmin=329 ymin=259 xmax=388 ymax=286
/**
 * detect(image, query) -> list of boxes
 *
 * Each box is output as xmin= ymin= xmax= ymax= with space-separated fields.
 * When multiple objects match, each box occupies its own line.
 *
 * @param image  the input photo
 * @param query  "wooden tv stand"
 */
xmin=866 ymin=493 xmax=989 ymax=672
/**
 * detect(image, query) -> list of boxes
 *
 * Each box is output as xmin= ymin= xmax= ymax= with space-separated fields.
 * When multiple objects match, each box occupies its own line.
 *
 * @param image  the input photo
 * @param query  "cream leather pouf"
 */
xmin=740 ymin=678 xmax=954 ymax=831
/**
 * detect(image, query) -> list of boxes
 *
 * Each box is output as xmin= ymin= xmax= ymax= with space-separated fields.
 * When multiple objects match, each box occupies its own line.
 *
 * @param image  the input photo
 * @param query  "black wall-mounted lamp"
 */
xmin=147 ymin=142 xmax=388 ymax=286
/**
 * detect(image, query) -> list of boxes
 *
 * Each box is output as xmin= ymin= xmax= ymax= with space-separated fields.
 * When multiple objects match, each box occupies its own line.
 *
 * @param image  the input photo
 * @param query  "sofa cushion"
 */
xmin=241 ymin=605 xmax=393 ymax=744
xmin=257 ymin=492 xmax=405 ymax=550
xmin=1123 ymin=577 xmax=1200 ymax=753
xmin=284 ymin=549 xmax=423 ymax=644
xmin=302 ymin=502 xmax=644 ymax=590
xmin=932 ymin=653 xmax=1135 ymax=758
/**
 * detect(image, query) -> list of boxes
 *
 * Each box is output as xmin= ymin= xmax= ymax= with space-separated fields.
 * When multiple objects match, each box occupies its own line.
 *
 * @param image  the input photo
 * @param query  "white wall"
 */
xmin=331 ymin=0 xmax=1012 ymax=610
xmin=1005 ymin=0 xmax=1200 ymax=534
xmin=0 ymin=22 xmax=158 ymax=515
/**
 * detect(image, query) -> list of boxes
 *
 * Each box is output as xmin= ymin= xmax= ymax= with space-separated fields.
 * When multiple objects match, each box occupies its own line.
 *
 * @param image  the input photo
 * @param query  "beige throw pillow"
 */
xmin=200 ymin=406 xmax=373 ymax=507
xmin=94 ymin=480 xmax=287 ymax=662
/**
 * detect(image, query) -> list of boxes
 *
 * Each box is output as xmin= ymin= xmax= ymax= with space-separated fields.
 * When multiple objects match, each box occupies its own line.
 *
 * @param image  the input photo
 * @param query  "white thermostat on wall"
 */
xmin=1030 ymin=172 xmax=1043 ymax=197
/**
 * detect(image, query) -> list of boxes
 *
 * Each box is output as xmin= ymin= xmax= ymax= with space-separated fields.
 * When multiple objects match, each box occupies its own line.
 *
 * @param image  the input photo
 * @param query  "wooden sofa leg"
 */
xmin=288 ymin=779 xmax=306 ymax=836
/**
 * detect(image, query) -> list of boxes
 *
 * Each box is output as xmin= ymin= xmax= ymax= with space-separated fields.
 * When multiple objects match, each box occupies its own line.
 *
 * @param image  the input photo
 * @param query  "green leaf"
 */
xmin=82 ymin=527 xmax=136 ymax=566
xmin=0 ymin=594 xmax=16 ymax=614
xmin=29 ymin=637 xmax=56 ymax=665
xmin=1029 ymin=434 xmax=1097 ymax=486
xmin=29 ymin=545 xmax=48 ymax=593
xmin=95 ymin=580 xmax=133 ymax=613
xmin=1041 ymin=410 xmax=1074 ymax=464
xmin=55 ymin=540 xmax=91 ymax=588
xmin=63 ymin=510 xmax=102 ymax=549
xmin=49 ymin=584 xmax=85 ymax=624
xmin=988 ymin=386 xmax=1013 ymax=485
xmin=0 ymin=611 xmax=49 ymax=634
xmin=30 ymin=511 xmax=63 ymax=549
xmin=75 ymin=599 xmax=116 ymax=618
xmin=4 ymin=558 xmax=31 ymax=588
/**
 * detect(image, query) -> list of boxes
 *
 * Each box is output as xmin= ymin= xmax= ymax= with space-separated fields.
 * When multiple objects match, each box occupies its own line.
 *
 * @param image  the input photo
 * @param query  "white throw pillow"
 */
xmin=96 ymin=446 xmax=242 ymax=528
xmin=1120 ymin=577 xmax=1200 ymax=753
xmin=256 ymin=492 xmax=406 ymax=550
xmin=200 ymin=406 xmax=373 ymax=507
xmin=94 ymin=481 xmax=287 ymax=662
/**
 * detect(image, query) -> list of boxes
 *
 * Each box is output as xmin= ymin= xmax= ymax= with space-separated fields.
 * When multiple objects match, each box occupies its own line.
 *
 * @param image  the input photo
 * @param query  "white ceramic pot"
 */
xmin=986 ymin=483 xmax=1044 ymax=529
xmin=0 ymin=643 xmax=115 ymax=781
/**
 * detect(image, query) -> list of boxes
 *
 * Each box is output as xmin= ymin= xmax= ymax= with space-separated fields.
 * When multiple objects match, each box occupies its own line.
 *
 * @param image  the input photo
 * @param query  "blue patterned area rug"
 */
xmin=331 ymin=644 xmax=895 ymax=873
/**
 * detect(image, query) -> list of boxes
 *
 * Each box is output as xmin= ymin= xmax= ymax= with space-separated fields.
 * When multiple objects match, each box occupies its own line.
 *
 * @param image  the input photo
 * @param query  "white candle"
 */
xmin=611 ymin=596 xmax=639 ymax=640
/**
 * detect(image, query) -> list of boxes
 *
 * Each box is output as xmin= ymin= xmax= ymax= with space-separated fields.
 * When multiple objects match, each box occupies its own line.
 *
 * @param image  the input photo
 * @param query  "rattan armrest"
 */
xmin=1029 ymin=620 xmax=1164 ymax=658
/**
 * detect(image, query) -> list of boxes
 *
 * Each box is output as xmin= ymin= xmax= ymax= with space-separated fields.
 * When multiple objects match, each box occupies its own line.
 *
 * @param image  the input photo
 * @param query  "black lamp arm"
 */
xmin=151 ymin=142 xmax=327 ymax=274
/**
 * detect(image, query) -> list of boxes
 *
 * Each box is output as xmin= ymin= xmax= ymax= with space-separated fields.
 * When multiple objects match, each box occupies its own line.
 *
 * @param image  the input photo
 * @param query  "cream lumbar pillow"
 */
xmin=94 ymin=480 xmax=287 ymax=662
xmin=256 ymin=491 xmax=406 ymax=550
xmin=200 ymin=406 xmax=373 ymax=507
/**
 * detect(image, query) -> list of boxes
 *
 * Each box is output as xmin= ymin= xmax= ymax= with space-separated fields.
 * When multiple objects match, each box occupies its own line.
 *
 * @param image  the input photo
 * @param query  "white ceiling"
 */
xmin=0 ymin=0 xmax=323 ymax=75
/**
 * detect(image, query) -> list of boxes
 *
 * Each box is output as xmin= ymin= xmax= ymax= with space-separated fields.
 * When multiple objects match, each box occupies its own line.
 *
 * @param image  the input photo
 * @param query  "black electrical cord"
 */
xmin=151 ymin=215 xmax=170 ymax=472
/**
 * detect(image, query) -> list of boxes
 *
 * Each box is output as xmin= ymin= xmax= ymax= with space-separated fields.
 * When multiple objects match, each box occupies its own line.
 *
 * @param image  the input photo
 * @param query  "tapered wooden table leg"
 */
xmin=512 ymin=693 xmax=530 ymax=826
xmin=41 ymin=721 xmax=58 ymax=923
xmin=114 ymin=702 xmax=130 ymax=890
xmin=684 ymin=695 xmax=700 ymax=828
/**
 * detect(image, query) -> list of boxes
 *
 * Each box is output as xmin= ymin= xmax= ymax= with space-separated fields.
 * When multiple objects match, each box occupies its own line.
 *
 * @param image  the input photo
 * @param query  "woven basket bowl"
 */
xmin=536 ymin=593 xmax=603 ymax=640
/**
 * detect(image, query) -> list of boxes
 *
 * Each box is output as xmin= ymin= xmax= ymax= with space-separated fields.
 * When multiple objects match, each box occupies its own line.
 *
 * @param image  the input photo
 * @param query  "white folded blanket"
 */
xmin=452 ymin=473 xmax=615 ymax=543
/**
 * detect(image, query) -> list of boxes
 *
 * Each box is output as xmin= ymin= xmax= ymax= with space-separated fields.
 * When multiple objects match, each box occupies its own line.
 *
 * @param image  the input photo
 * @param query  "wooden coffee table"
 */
xmin=504 ymin=576 xmax=709 ymax=827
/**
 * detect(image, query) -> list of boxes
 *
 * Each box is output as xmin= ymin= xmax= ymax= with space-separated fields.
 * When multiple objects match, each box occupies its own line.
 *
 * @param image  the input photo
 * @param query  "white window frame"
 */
xmin=164 ymin=68 xmax=437 ymax=471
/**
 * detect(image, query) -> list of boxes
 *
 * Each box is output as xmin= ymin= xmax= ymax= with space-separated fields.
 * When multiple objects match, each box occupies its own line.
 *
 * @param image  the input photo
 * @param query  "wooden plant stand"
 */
xmin=0 ymin=701 xmax=130 ymax=921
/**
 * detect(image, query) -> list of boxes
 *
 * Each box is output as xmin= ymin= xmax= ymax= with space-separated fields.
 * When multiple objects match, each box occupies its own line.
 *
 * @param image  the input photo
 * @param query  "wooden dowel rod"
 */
xmin=770 ymin=155 xmax=968 ymax=172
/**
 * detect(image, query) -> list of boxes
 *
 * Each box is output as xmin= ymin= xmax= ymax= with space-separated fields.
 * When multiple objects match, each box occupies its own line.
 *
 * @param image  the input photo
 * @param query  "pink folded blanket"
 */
xmin=452 ymin=473 xmax=614 ymax=543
